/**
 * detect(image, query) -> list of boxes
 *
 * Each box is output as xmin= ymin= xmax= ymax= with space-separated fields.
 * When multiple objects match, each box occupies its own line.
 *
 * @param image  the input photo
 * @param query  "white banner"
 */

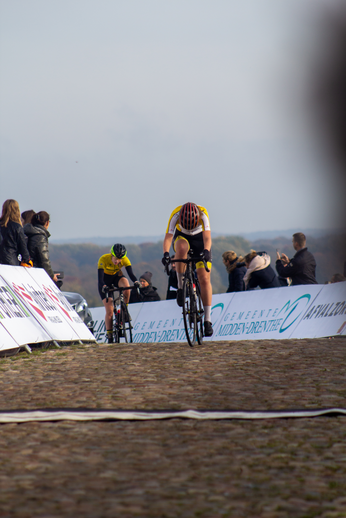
xmin=291 ymin=281 xmax=346 ymax=338
xmin=213 ymin=285 xmax=323 ymax=341
xmin=91 ymin=283 xmax=346 ymax=343
xmin=25 ymin=268 xmax=94 ymax=341
xmin=0 ymin=323 xmax=21 ymax=352
xmin=0 ymin=268 xmax=51 ymax=345
xmin=0 ymin=265 xmax=94 ymax=351
xmin=132 ymin=300 xmax=185 ymax=343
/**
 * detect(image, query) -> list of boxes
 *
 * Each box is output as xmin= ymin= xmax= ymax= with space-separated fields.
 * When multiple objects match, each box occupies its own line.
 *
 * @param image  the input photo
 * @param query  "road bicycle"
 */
xmin=103 ymin=285 xmax=139 ymax=343
xmin=165 ymin=250 xmax=209 ymax=347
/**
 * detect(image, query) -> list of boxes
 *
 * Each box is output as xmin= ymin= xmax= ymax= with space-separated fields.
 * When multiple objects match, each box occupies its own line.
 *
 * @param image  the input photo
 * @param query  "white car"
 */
xmin=62 ymin=291 xmax=94 ymax=334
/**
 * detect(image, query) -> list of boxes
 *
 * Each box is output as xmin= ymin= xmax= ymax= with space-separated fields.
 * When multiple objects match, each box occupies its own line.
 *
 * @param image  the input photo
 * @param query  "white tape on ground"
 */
xmin=0 ymin=408 xmax=345 ymax=423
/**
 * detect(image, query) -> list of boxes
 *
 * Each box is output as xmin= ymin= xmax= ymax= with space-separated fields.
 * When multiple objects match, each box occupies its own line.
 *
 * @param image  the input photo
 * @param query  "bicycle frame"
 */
xmin=103 ymin=285 xmax=140 ymax=343
xmin=165 ymin=251 xmax=209 ymax=347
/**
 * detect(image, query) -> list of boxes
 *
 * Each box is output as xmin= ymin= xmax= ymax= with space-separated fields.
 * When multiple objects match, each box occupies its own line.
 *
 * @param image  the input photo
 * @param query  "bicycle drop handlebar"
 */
xmin=164 ymin=253 xmax=210 ymax=274
xmin=102 ymin=284 xmax=140 ymax=303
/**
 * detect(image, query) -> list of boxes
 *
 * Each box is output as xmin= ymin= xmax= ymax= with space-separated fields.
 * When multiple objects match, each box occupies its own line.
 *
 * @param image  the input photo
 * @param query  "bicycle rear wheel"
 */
xmin=182 ymin=276 xmax=198 ymax=347
xmin=121 ymin=302 xmax=133 ymax=343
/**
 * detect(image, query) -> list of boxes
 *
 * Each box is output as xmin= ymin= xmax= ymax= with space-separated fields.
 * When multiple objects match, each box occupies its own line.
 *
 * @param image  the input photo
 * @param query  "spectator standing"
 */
xmin=0 ymin=199 xmax=31 ymax=266
xmin=330 ymin=273 xmax=345 ymax=283
xmin=166 ymin=255 xmax=178 ymax=300
xmin=21 ymin=210 xmax=36 ymax=225
xmin=130 ymin=271 xmax=161 ymax=303
xmin=222 ymin=251 xmax=246 ymax=292
xmin=276 ymin=233 xmax=318 ymax=285
xmin=24 ymin=211 xmax=59 ymax=283
xmin=244 ymin=250 xmax=280 ymax=290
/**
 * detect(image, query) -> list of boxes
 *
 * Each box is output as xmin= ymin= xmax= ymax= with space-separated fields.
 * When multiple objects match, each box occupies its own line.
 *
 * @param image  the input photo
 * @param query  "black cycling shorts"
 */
xmin=99 ymin=272 xmax=123 ymax=301
xmin=173 ymin=230 xmax=212 ymax=270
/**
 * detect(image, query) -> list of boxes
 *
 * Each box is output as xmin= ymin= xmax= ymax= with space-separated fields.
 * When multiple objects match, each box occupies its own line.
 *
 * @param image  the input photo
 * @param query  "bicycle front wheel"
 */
xmin=113 ymin=310 xmax=120 ymax=344
xmin=121 ymin=302 xmax=133 ymax=343
xmin=196 ymin=280 xmax=204 ymax=345
xmin=182 ymin=276 xmax=198 ymax=347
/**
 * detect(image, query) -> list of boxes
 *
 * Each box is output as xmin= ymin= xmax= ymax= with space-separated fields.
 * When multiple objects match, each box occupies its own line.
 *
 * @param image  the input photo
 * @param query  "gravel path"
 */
xmin=0 ymin=337 xmax=345 ymax=517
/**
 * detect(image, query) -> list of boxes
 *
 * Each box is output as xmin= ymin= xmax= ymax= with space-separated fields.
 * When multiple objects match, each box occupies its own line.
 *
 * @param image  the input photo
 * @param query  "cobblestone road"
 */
xmin=0 ymin=337 xmax=345 ymax=517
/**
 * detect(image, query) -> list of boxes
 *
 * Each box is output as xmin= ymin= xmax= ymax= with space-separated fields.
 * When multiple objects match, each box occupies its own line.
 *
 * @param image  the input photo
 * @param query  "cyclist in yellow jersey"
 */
xmin=98 ymin=243 xmax=139 ymax=343
xmin=162 ymin=202 xmax=213 ymax=337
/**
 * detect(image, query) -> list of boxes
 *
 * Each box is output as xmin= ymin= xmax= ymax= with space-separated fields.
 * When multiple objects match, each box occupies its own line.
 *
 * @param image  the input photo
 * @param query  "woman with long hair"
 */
xmin=24 ymin=211 xmax=59 ymax=283
xmin=243 ymin=250 xmax=280 ymax=290
xmin=0 ymin=199 xmax=31 ymax=266
xmin=222 ymin=250 xmax=246 ymax=292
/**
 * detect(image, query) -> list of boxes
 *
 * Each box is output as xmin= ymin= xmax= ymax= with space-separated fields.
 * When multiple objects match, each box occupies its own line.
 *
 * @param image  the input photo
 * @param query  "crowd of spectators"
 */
xmin=1 ymin=199 xmax=344 ymax=301
xmin=0 ymin=199 xmax=59 ymax=284
xmin=221 ymin=232 xmax=345 ymax=292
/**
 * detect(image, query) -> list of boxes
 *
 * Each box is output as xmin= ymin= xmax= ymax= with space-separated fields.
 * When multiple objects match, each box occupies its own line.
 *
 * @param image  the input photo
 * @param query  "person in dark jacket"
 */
xmin=0 ymin=199 xmax=31 ymax=266
xmin=166 ymin=255 xmax=178 ymax=300
xmin=222 ymin=250 xmax=246 ymax=292
xmin=21 ymin=210 xmax=36 ymax=225
xmin=130 ymin=271 xmax=161 ymax=303
xmin=276 ymin=233 xmax=318 ymax=285
xmin=24 ymin=211 xmax=59 ymax=283
xmin=244 ymin=250 xmax=281 ymax=290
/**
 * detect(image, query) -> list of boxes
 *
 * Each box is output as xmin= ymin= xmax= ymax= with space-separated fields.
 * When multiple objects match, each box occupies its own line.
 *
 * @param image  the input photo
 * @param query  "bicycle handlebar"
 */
xmin=164 ymin=254 xmax=210 ymax=274
xmin=103 ymin=284 xmax=140 ymax=303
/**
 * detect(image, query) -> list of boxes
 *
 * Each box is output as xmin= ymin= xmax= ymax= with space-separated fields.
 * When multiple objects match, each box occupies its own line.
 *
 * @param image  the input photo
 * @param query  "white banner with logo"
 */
xmin=132 ymin=300 xmax=186 ymax=343
xmin=25 ymin=268 xmax=94 ymax=341
xmin=290 ymin=281 xmax=346 ymax=338
xmin=0 ymin=268 xmax=51 ymax=346
xmin=90 ymin=282 xmax=346 ymax=343
xmin=213 ymin=285 xmax=324 ymax=340
xmin=0 ymin=265 xmax=94 ymax=351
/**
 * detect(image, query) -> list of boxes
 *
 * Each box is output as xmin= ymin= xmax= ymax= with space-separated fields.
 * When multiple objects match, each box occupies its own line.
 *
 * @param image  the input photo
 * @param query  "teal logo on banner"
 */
xmin=211 ymin=302 xmax=224 ymax=322
xmin=278 ymin=294 xmax=311 ymax=333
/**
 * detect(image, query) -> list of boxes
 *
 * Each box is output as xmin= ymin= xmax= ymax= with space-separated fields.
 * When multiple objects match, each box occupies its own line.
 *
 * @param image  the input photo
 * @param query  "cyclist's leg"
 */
xmin=174 ymin=233 xmax=189 ymax=285
xmin=102 ymin=298 xmax=114 ymax=328
xmin=196 ymin=267 xmax=212 ymax=307
xmin=173 ymin=235 xmax=189 ymax=306
xmin=118 ymin=275 xmax=130 ymax=304
xmin=99 ymin=276 xmax=115 ymax=342
xmin=195 ymin=236 xmax=213 ymax=336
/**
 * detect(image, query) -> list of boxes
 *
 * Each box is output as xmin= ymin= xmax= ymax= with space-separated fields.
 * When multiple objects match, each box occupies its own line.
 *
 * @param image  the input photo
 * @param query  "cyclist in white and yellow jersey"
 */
xmin=98 ymin=243 xmax=139 ymax=343
xmin=162 ymin=202 xmax=213 ymax=337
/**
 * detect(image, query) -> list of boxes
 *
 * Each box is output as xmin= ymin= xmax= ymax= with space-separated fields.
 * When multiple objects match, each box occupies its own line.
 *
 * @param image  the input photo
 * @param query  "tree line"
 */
xmin=49 ymin=233 xmax=346 ymax=307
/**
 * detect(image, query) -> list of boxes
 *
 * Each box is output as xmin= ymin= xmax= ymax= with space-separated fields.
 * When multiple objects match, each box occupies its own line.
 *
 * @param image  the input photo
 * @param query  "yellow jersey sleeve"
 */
xmin=166 ymin=206 xmax=182 ymax=234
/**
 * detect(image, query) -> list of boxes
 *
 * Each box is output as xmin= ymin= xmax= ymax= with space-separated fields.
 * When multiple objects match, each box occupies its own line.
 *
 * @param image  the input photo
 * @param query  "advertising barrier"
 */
xmin=90 ymin=282 xmax=346 ymax=344
xmin=213 ymin=285 xmax=323 ymax=341
xmin=0 ymin=265 xmax=95 ymax=353
xmin=290 ymin=281 xmax=346 ymax=338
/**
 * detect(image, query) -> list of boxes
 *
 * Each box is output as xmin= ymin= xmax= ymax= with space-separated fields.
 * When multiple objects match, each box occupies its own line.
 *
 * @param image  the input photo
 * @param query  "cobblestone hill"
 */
xmin=0 ymin=337 xmax=345 ymax=517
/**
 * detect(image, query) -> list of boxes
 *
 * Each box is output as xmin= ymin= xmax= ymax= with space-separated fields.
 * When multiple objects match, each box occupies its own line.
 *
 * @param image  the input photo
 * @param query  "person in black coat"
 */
xmin=244 ymin=250 xmax=281 ymax=290
xmin=276 ymin=233 xmax=318 ymax=285
xmin=222 ymin=251 xmax=246 ymax=292
xmin=24 ymin=211 xmax=59 ymax=283
xmin=130 ymin=271 xmax=161 ymax=303
xmin=0 ymin=199 xmax=31 ymax=266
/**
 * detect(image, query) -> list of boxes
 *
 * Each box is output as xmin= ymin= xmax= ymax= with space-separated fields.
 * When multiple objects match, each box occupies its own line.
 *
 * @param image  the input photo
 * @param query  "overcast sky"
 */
xmin=0 ymin=0 xmax=344 ymax=241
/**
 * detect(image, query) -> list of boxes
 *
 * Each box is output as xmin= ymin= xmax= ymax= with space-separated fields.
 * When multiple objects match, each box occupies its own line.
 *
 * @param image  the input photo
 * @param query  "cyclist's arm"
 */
xmin=163 ymin=233 xmax=173 ymax=254
xmin=98 ymin=268 xmax=105 ymax=291
xmin=202 ymin=230 xmax=212 ymax=251
xmin=125 ymin=265 xmax=137 ymax=283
